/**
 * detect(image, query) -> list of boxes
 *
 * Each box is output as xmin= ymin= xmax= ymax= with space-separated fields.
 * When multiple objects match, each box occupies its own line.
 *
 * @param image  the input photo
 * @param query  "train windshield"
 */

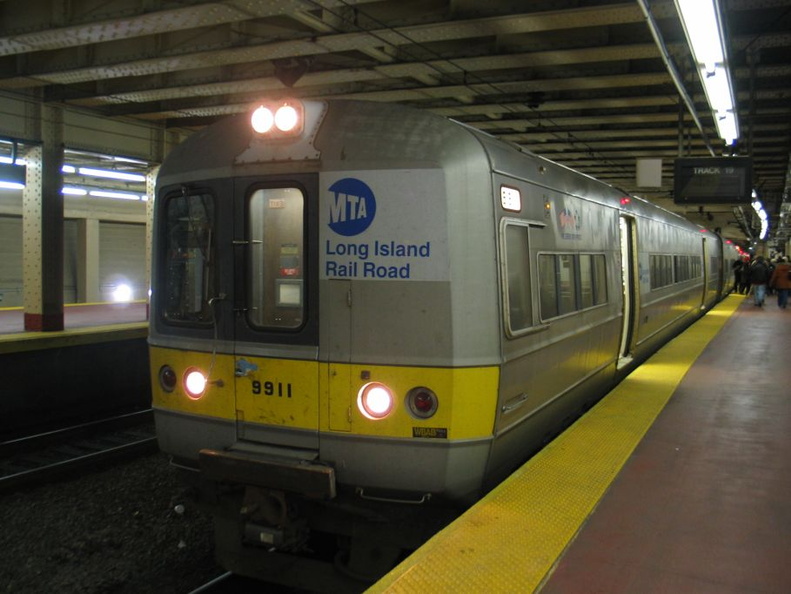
xmin=247 ymin=187 xmax=305 ymax=329
xmin=161 ymin=191 xmax=216 ymax=324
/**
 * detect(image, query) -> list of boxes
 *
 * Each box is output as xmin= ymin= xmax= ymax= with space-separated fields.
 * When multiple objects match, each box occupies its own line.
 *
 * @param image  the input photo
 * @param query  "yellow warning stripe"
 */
xmin=369 ymin=294 xmax=743 ymax=593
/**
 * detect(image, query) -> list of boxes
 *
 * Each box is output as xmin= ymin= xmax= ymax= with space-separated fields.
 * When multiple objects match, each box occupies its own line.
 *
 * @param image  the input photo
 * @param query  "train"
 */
xmin=148 ymin=99 xmax=739 ymax=591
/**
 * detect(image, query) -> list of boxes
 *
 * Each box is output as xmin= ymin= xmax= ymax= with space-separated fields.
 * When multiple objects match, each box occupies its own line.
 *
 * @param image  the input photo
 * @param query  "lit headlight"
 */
xmin=251 ymin=106 xmax=275 ymax=133
xmin=183 ymin=368 xmax=208 ymax=400
xmin=274 ymin=104 xmax=299 ymax=131
xmin=357 ymin=382 xmax=394 ymax=420
xmin=250 ymin=100 xmax=304 ymax=136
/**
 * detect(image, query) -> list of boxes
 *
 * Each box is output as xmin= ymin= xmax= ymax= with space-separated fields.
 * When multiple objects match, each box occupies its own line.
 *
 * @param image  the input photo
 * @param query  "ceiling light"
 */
xmin=78 ymin=167 xmax=146 ymax=182
xmin=674 ymin=0 xmax=739 ymax=145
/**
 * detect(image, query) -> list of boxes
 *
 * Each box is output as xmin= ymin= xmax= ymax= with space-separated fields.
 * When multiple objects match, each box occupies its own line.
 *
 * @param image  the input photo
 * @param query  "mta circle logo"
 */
xmin=328 ymin=178 xmax=376 ymax=237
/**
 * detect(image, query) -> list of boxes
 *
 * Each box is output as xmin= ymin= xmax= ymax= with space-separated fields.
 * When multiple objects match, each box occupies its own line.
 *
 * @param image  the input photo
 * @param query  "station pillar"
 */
xmin=22 ymin=106 xmax=65 ymax=331
xmin=76 ymin=218 xmax=101 ymax=303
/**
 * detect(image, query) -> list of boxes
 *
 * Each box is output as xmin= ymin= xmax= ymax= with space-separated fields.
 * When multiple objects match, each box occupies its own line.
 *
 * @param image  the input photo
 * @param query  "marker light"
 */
xmin=358 ymin=382 xmax=395 ymax=420
xmin=184 ymin=368 xmax=208 ymax=399
xmin=158 ymin=365 xmax=177 ymax=393
xmin=250 ymin=100 xmax=304 ymax=137
xmin=407 ymin=387 xmax=438 ymax=419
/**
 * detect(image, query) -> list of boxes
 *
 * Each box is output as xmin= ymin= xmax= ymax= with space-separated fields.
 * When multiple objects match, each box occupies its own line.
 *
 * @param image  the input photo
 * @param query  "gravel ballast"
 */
xmin=0 ymin=452 xmax=225 ymax=593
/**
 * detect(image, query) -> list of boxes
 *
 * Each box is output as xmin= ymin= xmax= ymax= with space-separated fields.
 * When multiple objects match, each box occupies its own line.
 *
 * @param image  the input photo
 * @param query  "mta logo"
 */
xmin=559 ymin=208 xmax=581 ymax=231
xmin=328 ymin=178 xmax=376 ymax=236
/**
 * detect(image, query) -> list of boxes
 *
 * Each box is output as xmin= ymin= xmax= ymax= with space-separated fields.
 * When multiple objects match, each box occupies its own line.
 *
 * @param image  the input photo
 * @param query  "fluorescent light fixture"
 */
xmin=674 ymin=0 xmax=739 ymax=145
xmin=1 ymin=156 xmax=27 ymax=165
xmin=62 ymin=186 xmax=88 ymax=195
xmin=113 ymin=156 xmax=148 ymax=165
xmin=751 ymin=197 xmax=769 ymax=240
xmin=89 ymin=190 xmax=141 ymax=200
xmin=0 ymin=181 xmax=25 ymax=190
xmin=78 ymin=167 xmax=146 ymax=182
xmin=62 ymin=165 xmax=76 ymax=174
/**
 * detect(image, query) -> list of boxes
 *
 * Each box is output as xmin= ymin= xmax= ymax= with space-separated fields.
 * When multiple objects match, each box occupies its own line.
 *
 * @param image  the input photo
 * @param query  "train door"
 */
xmin=701 ymin=237 xmax=709 ymax=307
xmin=231 ymin=177 xmax=321 ymax=448
xmin=617 ymin=215 xmax=639 ymax=367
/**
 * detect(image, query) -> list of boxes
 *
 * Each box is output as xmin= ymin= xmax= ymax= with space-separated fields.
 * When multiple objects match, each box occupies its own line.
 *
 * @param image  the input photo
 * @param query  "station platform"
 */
xmin=0 ymin=302 xmax=148 ymax=354
xmin=370 ymin=293 xmax=790 ymax=593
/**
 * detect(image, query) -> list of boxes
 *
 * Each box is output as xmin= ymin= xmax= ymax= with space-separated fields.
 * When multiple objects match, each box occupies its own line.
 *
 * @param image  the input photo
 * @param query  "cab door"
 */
xmin=231 ymin=176 xmax=321 ymax=448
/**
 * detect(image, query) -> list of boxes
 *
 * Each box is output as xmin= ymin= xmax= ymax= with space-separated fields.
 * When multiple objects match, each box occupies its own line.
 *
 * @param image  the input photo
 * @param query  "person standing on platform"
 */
xmin=740 ymin=258 xmax=752 ymax=294
xmin=769 ymin=256 xmax=791 ymax=309
xmin=749 ymin=256 xmax=771 ymax=306
xmin=732 ymin=259 xmax=744 ymax=293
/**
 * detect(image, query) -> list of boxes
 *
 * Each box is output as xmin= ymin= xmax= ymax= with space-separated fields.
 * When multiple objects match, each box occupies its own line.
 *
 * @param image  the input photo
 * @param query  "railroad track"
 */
xmin=188 ymin=571 xmax=304 ymax=594
xmin=0 ymin=409 xmax=158 ymax=494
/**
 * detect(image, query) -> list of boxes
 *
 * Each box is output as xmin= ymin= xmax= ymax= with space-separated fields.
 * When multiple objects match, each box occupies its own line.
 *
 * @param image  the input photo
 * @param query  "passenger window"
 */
xmin=539 ymin=254 xmax=558 ymax=319
xmin=248 ymin=187 xmax=305 ymax=330
xmin=540 ymin=252 xmax=607 ymax=321
xmin=650 ymin=254 xmax=673 ymax=289
xmin=580 ymin=255 xmax=594 ymax=309
xmin=504 ymin=224 xmax=533 ymax=332
xmin=558 ymin=254 xmax=576 ymax=315
xmin=162 ymin=192 xmax=215 ymax=325
xmin=592 ymin=254 xmax=607 ymax=305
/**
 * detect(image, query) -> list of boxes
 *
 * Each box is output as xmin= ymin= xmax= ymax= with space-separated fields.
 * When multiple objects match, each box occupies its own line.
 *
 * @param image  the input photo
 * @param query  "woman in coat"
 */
xmin=769 ymin=256 xmax=791 ymax=309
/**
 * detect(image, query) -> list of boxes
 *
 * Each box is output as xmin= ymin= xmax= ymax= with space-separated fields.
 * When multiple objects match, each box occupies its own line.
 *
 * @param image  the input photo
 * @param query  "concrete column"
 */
xmin=76 ymin=218 xmax=100 ymax=303
xmin=23 ymin=106 xmax=65 ymax=331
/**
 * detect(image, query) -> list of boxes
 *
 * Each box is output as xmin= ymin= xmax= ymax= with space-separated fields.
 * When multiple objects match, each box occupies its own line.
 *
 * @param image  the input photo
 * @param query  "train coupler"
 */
xmin=240 ymin=486 xmax=309 ymax=551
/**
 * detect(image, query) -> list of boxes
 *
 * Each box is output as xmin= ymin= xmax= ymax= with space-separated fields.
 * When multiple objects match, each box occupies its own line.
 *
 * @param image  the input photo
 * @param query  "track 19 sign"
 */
xmin=673 ymin=157 xmax=752 ymax=204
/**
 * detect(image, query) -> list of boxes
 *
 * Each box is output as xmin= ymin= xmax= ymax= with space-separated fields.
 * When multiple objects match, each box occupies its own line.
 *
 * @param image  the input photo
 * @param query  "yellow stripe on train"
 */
xmin=150 ymin=346 xmax=499 ymax=440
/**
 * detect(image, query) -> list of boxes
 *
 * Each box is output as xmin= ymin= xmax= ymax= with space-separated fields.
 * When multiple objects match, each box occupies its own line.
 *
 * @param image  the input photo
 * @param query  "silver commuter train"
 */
xmin=149 ymin=99 xmax=738 ymax=589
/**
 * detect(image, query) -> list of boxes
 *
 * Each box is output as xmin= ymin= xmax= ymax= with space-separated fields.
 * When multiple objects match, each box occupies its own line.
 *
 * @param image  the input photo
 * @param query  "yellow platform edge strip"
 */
xmin=369 ymin=294 xmax=743 ymax=593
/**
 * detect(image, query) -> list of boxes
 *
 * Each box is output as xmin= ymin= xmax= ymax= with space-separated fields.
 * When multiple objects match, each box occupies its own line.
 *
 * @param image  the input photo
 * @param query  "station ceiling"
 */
xmin=1 ymin=0 xmax=790 ymax=247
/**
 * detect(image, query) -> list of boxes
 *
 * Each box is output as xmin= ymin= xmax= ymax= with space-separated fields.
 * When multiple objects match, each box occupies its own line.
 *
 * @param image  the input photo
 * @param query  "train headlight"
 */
xmin=274 ymin=104 xmax=299 ymax=131
xmin=184 ymin=367 xmax=208 ymax=400
xmin=357 ymin=382 xmax=394 ymax=420
xmin=158 ymin=365 xmax=177 ymax=393
xmin=407 ymin=387 xmax=438 ymax=419
xmin=251 ymin=106 xmax=275 ymax=133
xmin=250 ymin=100 xmax=304 ymax=136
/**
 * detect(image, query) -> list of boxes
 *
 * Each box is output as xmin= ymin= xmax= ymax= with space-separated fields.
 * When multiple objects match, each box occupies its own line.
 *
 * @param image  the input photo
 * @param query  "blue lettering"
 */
xmin=363 ymin=262 xmax=411 ymax=279
xmin=326 ymin=240 xmax=369 ymax=260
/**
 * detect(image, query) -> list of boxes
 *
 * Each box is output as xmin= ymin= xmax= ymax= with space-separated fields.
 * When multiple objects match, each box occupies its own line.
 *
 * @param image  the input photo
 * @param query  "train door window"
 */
xmin=162 ymin=191 xmax=215 ymax=325
xmin=247 ymin=187 xmax=305 ymax=329
xmin=692 ymin=256 xmax=703 ymax=278
xmin=503 ymin=223 xmax=533 ymax=333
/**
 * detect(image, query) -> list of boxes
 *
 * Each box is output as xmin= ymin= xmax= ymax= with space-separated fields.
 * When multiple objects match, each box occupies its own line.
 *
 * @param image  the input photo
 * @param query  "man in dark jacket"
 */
xmin=750 ymin=256 xmax=771 ymax=306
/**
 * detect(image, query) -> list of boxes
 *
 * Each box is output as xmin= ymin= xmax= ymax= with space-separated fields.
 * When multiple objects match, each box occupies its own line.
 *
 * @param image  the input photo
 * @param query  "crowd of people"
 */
xmin=732 ymin=254 xmax=791 ymax=309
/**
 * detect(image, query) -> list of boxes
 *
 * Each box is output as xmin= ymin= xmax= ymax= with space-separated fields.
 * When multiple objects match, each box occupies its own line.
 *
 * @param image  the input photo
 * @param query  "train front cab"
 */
xmin=149 ymin=102 xmax=505 ymax=586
